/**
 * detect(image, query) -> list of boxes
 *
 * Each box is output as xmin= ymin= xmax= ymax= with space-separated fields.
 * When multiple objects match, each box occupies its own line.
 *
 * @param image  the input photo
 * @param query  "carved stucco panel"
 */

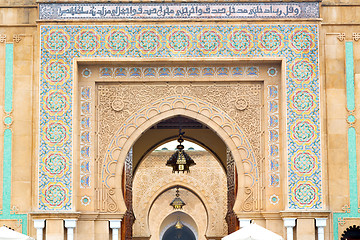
xmin=97 ymin=83 xmax=262 ymax=212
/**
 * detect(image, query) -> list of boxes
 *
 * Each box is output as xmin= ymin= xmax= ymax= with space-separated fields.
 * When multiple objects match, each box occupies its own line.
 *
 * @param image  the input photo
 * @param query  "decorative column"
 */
xmin=283 ymin=218 xmax=296 ymax=240
xmin=226 ymin=149 xmax=237 ymax=233
xmin=124 ymin=149 xmax=135 ymax=240
xmin=110 ymin=220 xmax=122 ymax=240
xmin=34 ymin=219 xmax=45 ymax=240
xmin=64 ymin=219 xmax=77 ymax=240
xmin=238 ymin=219 xmax=251 ymax=228
xmin=315 ymin=218 xmax=327 ymax=240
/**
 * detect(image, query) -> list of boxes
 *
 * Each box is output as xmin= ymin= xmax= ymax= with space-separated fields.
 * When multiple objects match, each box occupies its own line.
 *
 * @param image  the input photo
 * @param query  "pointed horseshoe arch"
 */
xmin=101 ymin=95 xmax=258 ymax=213
xmin=140 ymin=182 xmax=211 ymax=237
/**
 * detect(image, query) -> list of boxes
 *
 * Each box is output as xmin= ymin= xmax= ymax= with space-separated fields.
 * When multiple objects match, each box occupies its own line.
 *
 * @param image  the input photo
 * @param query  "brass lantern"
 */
xmin=170 ymin=187 xmax=186 ymax=210
xmin=175 ymin=216 xmax=184 ymax=229
xmin=166 ymin=130 xmax=196 ymax=173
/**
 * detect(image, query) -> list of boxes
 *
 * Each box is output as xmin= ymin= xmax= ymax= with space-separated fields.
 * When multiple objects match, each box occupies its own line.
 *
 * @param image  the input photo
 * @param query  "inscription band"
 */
xmin=40 ymin=2 xmax=319 ymax=20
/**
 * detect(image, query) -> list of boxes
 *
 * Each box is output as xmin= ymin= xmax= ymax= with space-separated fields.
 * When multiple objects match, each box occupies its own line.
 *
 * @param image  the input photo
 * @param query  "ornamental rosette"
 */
xmin=105 ymin=29 xmax=130 ymax=55
xmin=197 ymin=29 xmax=223 ymax=55
xmin=291 ymin=151 xmax=317 ymax=175
xmin=43 ymin=89 xmax=70 ymax=116
xmin=42 ymin=183 xmax=69 ymax=208
xmin=74 ymin=29 xmax=101 ymax=55
xmin=227 ymin=29 xmax=253 ymax=54
xmin=43 ymin=59 xmax=71 ymax=85
xmin=42 ymin=151 xmax=69 ymax=177
xmin=289 ymin=28 xmax=316 ymax=54
xmin=43 ymin=29 xmax=71 ymax=55
xmin=290 ymin=119 xmax=317 ymax=145
xmin=289 ymin=88 xmax=316 ymax=115
xmin=166 ymin=29 xmax=192 ymax=55
xmin=290 ymin=181 xmax=320 ymax=208
xmin=136 ymin=29 xmax=161 ymax=55
xmin=43 ymin=120 xmax=70 ymax=147
xmin=289 ymin=58 xmax=316 ymax=84
xmin=257 ymin=28 xmax=284 ymax=54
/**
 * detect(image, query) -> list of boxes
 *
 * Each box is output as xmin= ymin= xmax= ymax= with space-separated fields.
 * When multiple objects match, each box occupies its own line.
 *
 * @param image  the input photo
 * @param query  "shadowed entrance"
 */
xmin=163 ymin=225 xmax=196 ymax=240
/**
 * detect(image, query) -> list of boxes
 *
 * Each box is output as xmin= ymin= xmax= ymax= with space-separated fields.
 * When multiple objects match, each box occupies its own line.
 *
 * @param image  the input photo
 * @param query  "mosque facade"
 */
xmin=0 ymin=0 xmax=359 ymax=239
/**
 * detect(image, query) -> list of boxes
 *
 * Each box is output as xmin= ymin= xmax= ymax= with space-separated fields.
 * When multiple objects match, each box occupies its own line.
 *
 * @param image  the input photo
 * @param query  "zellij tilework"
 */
xmin=40 ymin=25 xmax=320 ymax=210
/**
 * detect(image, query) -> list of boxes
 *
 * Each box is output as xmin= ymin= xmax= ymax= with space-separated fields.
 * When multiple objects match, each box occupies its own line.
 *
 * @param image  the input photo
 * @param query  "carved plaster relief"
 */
xmin=96 ymin=82 xmax=262 ymax=213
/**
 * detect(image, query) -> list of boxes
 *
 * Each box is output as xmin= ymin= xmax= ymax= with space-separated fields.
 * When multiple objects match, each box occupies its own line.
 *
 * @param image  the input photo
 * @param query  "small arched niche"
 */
xmin=341 ymin=225 xmax=360 ymax=240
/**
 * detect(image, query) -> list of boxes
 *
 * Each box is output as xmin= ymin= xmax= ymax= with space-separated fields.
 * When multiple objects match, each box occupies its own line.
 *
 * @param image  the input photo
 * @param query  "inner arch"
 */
xmin=132 ymin=116 xmax=227 ymax=174
xmin=107 ymin=96 xmax=256 ymax=213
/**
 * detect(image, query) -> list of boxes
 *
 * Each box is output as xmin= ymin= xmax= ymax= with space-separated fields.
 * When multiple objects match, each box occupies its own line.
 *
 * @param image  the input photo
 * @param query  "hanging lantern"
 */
xmin=175 ymin=216 xmax=184 ymax=229
xmin=166 ymin=129 xmax=196 ymax=173
xmin=170 ymin=187 xmax=186 ymax=210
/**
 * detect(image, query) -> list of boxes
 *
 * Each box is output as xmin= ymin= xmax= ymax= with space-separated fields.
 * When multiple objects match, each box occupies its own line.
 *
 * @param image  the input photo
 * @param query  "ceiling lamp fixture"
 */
xmin=170 ymin=187 xmax=186 ymax=210
xmin=166 ymin=129 xmax=196 ymax=173
xmin=175 ymin=216 xmax=184 ymax=230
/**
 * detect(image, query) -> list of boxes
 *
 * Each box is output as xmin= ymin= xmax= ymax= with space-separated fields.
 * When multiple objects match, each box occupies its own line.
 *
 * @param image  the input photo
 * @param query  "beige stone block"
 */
xmin=265 ymin=219 xmax=283 ymax=237
xmin=2 ymin=9 xmax=17 ymax=25
xmin=14 ymin=75 xmax=32 ymax=88
xmin=328 ymin=134 xmax=347 ymax=150
xmin=17 ymin=8 xmax=31 ymax=25
xmin=12 ymin=145 xmax=31 ymax=180
xmin=46 ymin=219 xmax=64 ymax=240
xmin=342 ymin=7 xmax=356 ymax=23
xmin=13 ymin=120 xmax=32 ymax=137
xmin=28 ymin=9 xmax=37 ymax=24
xmin=324 ymin=43 xmax=345 ymax=60
xmin=326 ymin=103 xmax=347 ymax=119
xmin=324 ymin=7 xmax=341 ymax=23
xmin=77 ymin=220 xmax=95 ymax=240
xmin=327 ymin=119 xmax=347 ymax=134
xmin=13 ymin=106 xmax=32 ymax=124
xmin=326 ymin=59 xmax=345 ymax=75
xmin=328 ymin=148 xmax=349 ymax=210
xmin=326 ymin=73 xmax=345 ymax=90
xmin=13 ymin=61 xmax=32 ymax=76
xmin=14 ymin=45 xmax=33 ymax=62
xmin=355 ymin=7 xmax=360 ymax=23
xmin=11 ymin=180 xmax=31 ymax=212
xmin=13 ymin=93 xmax=32 ymax=122
xmin=326 ymin=89 xmax=346 ymax=109
xmin=296 ymin=219 xmax=315 ymax=240
xmin=95 ymin=220 xmax=110 ymax=240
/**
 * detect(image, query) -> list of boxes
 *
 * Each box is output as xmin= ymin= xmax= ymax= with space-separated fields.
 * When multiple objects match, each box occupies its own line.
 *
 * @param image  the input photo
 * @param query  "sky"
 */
xmin=155 ymin=139 xmax=205 ymax=151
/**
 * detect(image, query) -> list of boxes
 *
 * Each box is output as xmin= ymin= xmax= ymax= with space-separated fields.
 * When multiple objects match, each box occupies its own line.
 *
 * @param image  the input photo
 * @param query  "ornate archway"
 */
xmin=99 ymin=95 xmax=259 ymax=214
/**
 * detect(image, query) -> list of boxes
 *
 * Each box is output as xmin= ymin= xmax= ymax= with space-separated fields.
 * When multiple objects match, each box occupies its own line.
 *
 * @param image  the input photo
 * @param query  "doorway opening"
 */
xmin=160 ymin=212 xmax=198 ymax=240
xmin=131 ymin=116 xmax=230 ymax=239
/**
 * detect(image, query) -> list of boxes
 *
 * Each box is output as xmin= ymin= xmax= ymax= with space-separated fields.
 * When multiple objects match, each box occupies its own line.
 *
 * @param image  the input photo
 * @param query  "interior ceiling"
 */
xmin=133 ymin=116 xmax=227 ymax=172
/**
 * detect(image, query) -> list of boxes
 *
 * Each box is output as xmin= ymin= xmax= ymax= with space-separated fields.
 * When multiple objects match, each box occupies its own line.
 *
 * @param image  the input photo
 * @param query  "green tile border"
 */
xmin=0 ymin=43 xmax=28 ymax=235
xmin=333 ymin=41 xmax=360 ymax=239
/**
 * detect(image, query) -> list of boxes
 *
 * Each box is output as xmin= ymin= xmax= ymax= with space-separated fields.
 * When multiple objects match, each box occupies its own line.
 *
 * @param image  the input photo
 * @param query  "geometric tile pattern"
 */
xmin=40 ymin=24 xmax=320 ymax=210
xmin=98 ymin=66 xmax=260 ymax=79
xmin=267 ymin=84 xmax=280 ymax=187
xmin=80 ymin=87 xmax=91 ymax=188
